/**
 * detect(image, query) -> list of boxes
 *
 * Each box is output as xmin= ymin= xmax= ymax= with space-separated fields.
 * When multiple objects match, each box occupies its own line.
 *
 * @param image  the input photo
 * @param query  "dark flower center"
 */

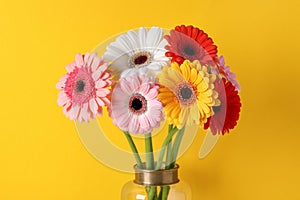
xmin=75 ymin=80 xmax=85 ymax=93
xmin=176 ymin=83 xmax=196 ymax=106
xmin=180 ymin=87 xmax=193 ymax=100
xmin=129 ymin=94 xmax=147 ymax=114
xmin=131 ymin=98 xmax=143 ymax=111
xmin=213 ymin=105 xmax=221 ymax=113
xmin=183 ymin=46 xmax=195 ymax=56
xmin=134 ymin=55 xmax=148 ymax=65
xmin=130 ymin=52 xmax=151 ymax=67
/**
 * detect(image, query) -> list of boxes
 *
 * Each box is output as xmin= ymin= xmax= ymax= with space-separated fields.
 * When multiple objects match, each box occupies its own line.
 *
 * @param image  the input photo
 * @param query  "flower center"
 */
xmin=132 ymin=98 xmax=143 ymax=110
xmin=183 ymin=46 xmax=195 ymax=56
xmin=130 ymin=52 xmax=151 ymax=67
xmin=176 ymin=82 xmax=196 ymax=106
xmin=213 ymin=105 xmax=221 ymax=113
xmin=75 ymin=80 xmax=85 ymax=93
xmin=67 ymin=67 xmax=95 ymax=105
xmin=129 ymin=94 xmax=147 ymax=114
xmin=180 ymin=87 xmax=192 ymax=100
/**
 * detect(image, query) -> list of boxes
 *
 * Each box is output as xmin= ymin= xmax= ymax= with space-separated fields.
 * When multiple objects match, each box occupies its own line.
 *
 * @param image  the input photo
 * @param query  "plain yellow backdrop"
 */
xmin=1 ymin=0 xmax=300 ymax=199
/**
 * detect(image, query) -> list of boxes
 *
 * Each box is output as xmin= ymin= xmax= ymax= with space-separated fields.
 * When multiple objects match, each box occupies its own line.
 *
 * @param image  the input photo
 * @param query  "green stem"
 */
xmin=145 ymin=133 xmax=157 ymax=200
xmin=161 ymin=185 xmax=170 ymax=200
xmin=157 ymin=186 xmax=163 ymax=200
xmin=123 ymin=131 xmax=143 ymax=169
xmin=170 ymin=126 xmax=186 ymax=168
xmin=159 ymin=126 xmax=175 ymax=200
xmin=145 ymin=133 xmax=155 ymax=169
xmin=165 ymin=135 xmax=173 ymax=170
xmin=146 ymin=186 xmax=158 ymax=200
xmin=156 ymin=125 xmax=178 ymax=170
xmin=159 ymin=128 xmax=174 ymax=200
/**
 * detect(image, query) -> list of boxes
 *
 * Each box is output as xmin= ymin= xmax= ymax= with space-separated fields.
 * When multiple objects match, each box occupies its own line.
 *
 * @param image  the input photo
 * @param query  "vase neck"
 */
xmin=134 ymin=164 xmax=179 ymax=186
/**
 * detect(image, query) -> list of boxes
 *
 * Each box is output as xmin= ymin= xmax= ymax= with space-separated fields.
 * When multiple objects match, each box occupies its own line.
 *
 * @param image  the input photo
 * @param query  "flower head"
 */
xmin=110 ymin=74 xmax=164 ymax=134
xmin=157 ymin=60 xmax=219 ymax=129
xmin=56 ymin=53 xmax=112 ymax=122
xmin=204 ymin=78 xmax=241 ymax=134
xmin=165 ymin=25 xmax=218 ymax=66
xmin=212 ymin=56 xmax=241 ymax=91
xmin=103 ymin=27 xmax=168 ymax=79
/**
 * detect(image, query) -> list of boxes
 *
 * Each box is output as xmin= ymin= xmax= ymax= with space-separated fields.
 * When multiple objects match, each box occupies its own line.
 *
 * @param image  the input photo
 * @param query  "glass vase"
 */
xmin=121 ymin=164 xmax=192 ymax=200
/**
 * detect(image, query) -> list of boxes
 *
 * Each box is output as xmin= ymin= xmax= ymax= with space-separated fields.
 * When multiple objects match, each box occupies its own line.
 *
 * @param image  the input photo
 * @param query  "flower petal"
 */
xmin=71 ymin=105 xmax=80 ymax=120
xmin=91 ymin=56 xmax=101 ymax=72
xmin=139 ymin=114 xmax=150 ymax=130
xmin=146 ymin=27 xmax=162 ymax=47
xmin=89 ymin=98 xmax=98 ymax=115
xmin=128 ymin=115 xmax=139 ymax=134
xmin=138 ymin=27 xmax=146 ymax=48
xmin=57 ymin=92 xmax=69 ymax=106
xmin=87 ymin=52 xmax=97 ymax=67
xmin=84 ymin=52 xmax=91 ymax=63
xmin=92 ymin=67 xmax=102 ymax=81
xmin=56 ymin=74 xmax=68 ymax=89
xmin=75 ymin=53 xmax=84 ymax=66
xmin=81 ymin=103 xmax=89 ymax=122
xmin=66 ymin=62 xmax=76 ymax=73
xmin=145 ymin=87 xmax=158 ymax=100
xmin=96 ymin=88 xmax=110 ymax=97
xmin=96 ymin=97 xmax=105 ymax=106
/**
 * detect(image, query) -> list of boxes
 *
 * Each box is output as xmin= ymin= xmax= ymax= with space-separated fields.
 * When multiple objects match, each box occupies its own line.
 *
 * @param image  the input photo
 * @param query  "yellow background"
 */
xmin=1 ymin=0 xmax=300 ymax=199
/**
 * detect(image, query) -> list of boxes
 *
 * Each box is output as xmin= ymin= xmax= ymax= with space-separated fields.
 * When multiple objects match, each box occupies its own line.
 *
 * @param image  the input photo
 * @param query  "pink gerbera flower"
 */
xmin=56 ymin=53 xmax=113 ymax=122
xmin=213 ymin=56 xmax=241 ymax=91
xmin=110 ymin=75 xmax=164 ymax=134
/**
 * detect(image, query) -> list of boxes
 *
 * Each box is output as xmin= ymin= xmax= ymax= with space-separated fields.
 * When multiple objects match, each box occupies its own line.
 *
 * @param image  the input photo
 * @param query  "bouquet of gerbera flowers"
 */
xmin=56 ymin=25 xmax=241 ymax=200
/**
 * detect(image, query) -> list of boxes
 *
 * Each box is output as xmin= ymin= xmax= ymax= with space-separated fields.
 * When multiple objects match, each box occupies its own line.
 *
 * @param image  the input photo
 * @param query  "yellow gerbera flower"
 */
xmin=157 ymin=60 xmax=219 ymax=129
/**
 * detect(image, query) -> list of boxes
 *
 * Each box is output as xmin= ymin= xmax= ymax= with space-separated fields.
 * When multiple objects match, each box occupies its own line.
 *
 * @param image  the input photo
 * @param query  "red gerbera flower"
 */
xmin=204 ymin=78 xmax=241 ymax=135
xmin=165 ymin=25 xmax=218 ymax=66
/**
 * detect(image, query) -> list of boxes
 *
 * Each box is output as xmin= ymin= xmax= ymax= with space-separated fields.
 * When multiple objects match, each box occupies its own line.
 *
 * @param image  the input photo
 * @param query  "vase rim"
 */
xmin=133 ymin=163 xmax=180 ymax=172
xmin=133 ymin=163 xmax=180 ymax=186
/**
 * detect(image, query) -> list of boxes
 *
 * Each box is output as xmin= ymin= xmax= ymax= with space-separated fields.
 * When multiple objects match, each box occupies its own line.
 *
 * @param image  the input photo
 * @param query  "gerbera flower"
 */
xmin=157 ymin=60 xmax=219 ymax=129
xmin=212 ymin=55 xmax=241 ymax=91
xmin=204 ymin=78 xmax=241 ymax=135
xmin=103 ymin=27 xmax=168 ymax=79
xmin=110 ymin=74 xmax=164 ymax=134
xmin=56 ymin=53 xmax=112 ymax=122
xmin=165 ymin=25 xmax=218 ymax=66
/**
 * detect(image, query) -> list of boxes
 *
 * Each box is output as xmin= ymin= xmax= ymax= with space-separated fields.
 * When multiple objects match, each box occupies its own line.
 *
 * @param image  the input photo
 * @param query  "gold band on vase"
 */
xmin=134 ymin=164 xmax=180 ymax=186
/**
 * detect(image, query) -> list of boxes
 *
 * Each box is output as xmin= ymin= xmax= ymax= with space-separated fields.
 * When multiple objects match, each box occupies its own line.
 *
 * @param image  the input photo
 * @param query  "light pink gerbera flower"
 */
xmin=110 ymin=75 xmax=164 ymax=134
xmin=213 ymin=56 xmax=241 ymax=92
xmin=56 ymin=53 xmax=112 ymax=122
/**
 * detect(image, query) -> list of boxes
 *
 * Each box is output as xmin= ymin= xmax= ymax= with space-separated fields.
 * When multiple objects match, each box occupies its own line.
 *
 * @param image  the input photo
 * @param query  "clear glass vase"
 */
xmin=121 ymin=165 xmax=192 ymax=200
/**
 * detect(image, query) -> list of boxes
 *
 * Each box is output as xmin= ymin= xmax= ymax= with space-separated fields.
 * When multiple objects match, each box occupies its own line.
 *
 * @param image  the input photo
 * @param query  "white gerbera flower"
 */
xmin=103 ymin=27 xmax=169 ymax=79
